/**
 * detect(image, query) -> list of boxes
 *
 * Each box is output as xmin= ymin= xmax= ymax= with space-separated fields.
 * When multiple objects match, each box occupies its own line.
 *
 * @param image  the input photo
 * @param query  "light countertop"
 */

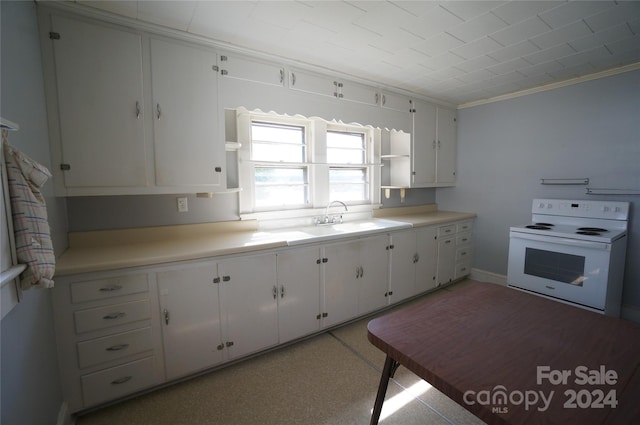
xmin=55 ymin=205 xmax=475 ymax=276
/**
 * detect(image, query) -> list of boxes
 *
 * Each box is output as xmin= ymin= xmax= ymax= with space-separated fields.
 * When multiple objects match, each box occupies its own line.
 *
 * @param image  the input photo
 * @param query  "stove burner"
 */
xmin=576 ymin=231 xmax=602 ymax=236
xmin=535 ymin=223 xmax=555 ymax=227
xmin=526 ymin=225 xmax=552 ymax=230
xmin=578 ymin=227 xmax=608 ymax=233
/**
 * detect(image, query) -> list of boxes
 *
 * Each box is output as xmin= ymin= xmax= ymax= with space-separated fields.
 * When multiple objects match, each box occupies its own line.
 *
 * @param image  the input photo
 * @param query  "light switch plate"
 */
xmin=177 ymin=197 xmax=188 ymax=213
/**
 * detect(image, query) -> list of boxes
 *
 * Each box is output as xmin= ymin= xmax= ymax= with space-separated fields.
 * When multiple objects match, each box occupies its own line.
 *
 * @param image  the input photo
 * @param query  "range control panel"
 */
xmin=532 ymin=199 xmax=630 ymax=220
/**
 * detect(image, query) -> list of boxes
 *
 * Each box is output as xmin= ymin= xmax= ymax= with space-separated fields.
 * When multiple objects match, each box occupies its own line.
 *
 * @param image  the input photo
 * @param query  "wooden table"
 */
xmin=367 ymin=282 xmax=640 ymax=425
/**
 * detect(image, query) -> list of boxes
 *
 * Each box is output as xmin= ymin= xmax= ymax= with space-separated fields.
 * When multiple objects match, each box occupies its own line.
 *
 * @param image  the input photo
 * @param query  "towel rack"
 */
xmin=586 ymin=188 xmax=640 ymax=195
xmin=540 ymin=178 xmax=589 ymax=185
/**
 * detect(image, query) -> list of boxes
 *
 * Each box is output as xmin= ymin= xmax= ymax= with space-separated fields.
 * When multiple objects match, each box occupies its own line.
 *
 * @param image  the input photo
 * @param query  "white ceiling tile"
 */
xmin=491 ymin=1 xmax=563 ymax=25
xmin=352 ymin=2 xmax=418 ymax=35
xmin=452 ymin=36 xmax=504 ymax=60
xmin=590 ymin=46 xmax=640 ymax=69
xmin=629 ymin=18 xmax=640 ymax=35
xmin=402 ymin=5 xmax=464 ymax=39
xmin=486 ymin=57 xmax=531 ymax=75
xmin=446 ymin=12 xmax=509 ymax=43
xmin=390 ymin=1 xmax=440 ymax=17
xmin=439 ymin=1 xmax=507 ymax=21
xmin=483 ymin=81 xmax=522 ymax=96
xmin=547 ymin=62 xmax=596 ymax=80
xmin=557 ymin=46 xmax=610 ymax=67
xmin=605 ymin=34 xmax=640 ymax=55
xmin=523 ymin=43 xmax=577 ymax=65
xmin=456 ymin=68 xmax=497 ymax=84
xmin=425 ymin=66 xmax=467 ymax=82
xmin=412 ymin=32 xmax=465 ymax=57
xmin=137 ymin=1 xmax=198 ymax=31
xmin=538 ymin=1 xmax=616 ymax=29
xmin=569 ymin=23 xmax=634 ymax=52
xmin=455 ymin=55 xmax=499 ymax=73
xmin=584 ymin=1 xmax=640 ymax=32
xmin=77 ymin=1 xmax=138 ymax=19
xmin=422 ymin=51 xmax=465 ymax=71
xmin=251 ymin=1 xmax=314 ymax=30
xmin=301 ymin=1 xmax=367 ymax=33
xmin=490 ymin=16 xmax=551 ymax=47
xmin=189 ymin=2 xmax=256 ymax=38
xmin=514 ymin=73 xmax=554 ymax=90
xmin=530 ymin=20 xmax=593 ymax=50
xmin=518 ymin=60 xmax=565 ymax=77
xmin=487 ymin=40 xmax=540 ymax=62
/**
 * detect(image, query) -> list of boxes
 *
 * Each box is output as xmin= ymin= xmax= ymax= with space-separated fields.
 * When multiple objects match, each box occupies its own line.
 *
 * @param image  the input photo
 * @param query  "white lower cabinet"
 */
xmin=53 ymin=219 xmax=473 ymax=412
xmin=157 ymin=253 xmax=278 ymax=380
xmin=323 ymin=235 xmax=389 ymax=327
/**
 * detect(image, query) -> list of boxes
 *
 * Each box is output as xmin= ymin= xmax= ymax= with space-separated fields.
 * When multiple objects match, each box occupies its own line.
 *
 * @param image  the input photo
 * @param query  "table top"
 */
xmin=367 ymin=282 xmax=640 ymax=425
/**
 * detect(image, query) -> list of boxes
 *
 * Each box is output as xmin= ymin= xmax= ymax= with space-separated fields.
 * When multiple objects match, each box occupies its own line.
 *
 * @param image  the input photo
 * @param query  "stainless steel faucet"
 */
xmin=319 ymin=200 xmax=348 ymax=225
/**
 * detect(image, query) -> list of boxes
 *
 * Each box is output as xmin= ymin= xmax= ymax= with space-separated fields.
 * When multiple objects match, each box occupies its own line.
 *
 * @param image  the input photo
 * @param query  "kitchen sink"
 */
xmin=283 ymin=219 xmax=412 ymax=245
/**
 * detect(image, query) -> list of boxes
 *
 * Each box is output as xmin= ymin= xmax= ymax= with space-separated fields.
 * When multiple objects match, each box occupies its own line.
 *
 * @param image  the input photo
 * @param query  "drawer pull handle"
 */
xmin=103 ymin=312 xmax=126 ymax=320
xmin=106 ymin=344 xmax=130 ymax=352
xmin=111 ymin=376 xmax=132 ymax=385
xmin=99 ymin=285 xmax=123 ymax=292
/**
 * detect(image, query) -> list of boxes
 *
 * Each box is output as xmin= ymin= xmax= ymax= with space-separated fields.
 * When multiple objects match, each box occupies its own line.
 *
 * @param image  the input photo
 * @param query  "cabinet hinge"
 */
xmin=222 ymin=275 xmax=231 ymax=282
xmin=60 ymin=163 xmax=70 ymax=171
xmin=316 ymin=314 xmax=321 ymax=320
xmin=213 ymin=277 xmax=221 ymax=284
xmin=220 ymin=55 xmax=228 ymax=61
xmin=214 ymin=166 xmax=222 ymax=173
xmin=316 ymin=259 xmax=321 ymax=264
xmin=212 ymin=65 xmax=219 ymax=72
xmin=322 ymin=258 xmax=328 ymax=263
xmin=220 ymin=69 xmax=228 ymax=76
xmin=49 ymin=32 xmax=60 ymax=40
xmin=322 ymin=312 xmax=328 ymax=318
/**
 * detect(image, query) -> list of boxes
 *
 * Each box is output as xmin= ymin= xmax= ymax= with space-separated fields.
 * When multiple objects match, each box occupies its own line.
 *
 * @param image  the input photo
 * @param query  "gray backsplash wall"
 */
xmin=437 ymin=69 xmax=640 ymax=312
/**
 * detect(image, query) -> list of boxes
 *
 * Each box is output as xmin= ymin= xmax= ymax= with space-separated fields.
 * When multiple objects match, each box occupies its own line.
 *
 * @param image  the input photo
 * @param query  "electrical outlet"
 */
xmin=177 ymin=197 xmax=188 ymax=213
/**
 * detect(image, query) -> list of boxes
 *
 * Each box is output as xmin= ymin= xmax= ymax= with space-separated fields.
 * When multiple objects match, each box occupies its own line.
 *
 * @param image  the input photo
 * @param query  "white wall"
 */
xmin=1 ymin=2 xmax=67 ymax=424
xmin=437 ymin=69 xmax=640 ymax=313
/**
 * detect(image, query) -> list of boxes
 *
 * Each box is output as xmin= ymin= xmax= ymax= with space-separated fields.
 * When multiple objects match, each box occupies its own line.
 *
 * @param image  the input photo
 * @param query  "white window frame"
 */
xmin=236 ymin=108 xmax=381 ymax=222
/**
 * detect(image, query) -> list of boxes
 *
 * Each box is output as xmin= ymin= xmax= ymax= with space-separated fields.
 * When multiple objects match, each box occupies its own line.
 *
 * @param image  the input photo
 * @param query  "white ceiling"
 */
xmin=74 ymin=0 xmax=640 ymax=106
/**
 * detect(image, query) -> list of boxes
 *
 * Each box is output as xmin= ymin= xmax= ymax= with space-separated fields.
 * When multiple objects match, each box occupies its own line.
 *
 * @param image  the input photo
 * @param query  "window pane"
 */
xmin=327 ymin=131 xmax=364 ymax=164
xmin=329 ymin=168 xmax=367 ymax=201
xmin=252 ymin=122 xmax=305 ymax=162
xmin=255 ymin=167 xmax=308 ymax=208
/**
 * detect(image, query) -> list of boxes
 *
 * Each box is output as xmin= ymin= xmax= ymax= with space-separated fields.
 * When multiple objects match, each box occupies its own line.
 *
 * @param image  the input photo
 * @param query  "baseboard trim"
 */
xmin=57 ymin=401 xmax=73 ymax=425
xmin=470 ymin=268 xmax=507 ymax=286
xmin=621 ymin=304 xmax=640 ymax=324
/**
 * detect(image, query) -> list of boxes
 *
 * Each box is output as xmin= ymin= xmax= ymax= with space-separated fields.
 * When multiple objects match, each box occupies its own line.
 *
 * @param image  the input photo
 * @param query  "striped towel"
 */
xmin=3 ymin=141 xmax=55 ymax=289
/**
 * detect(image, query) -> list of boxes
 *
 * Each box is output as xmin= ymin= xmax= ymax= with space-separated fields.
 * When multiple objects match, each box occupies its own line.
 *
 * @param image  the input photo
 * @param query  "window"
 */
xmin=327 ymin=130 xmax=368 ymax=202
xmin=236 ymin=109 xmax=381 ymax=217
xmin=251 ymin=122 xmax=309 ymax=209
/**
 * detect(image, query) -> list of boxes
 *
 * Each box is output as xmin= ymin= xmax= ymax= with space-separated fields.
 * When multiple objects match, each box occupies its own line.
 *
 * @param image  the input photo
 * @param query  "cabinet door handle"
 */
xmin=280 ymin=285 xmax=285 ymax=299
xmin=291 ymin=72 xmax=296 ymax=86
xmin=111 ymin=376 xmax=132 ymax=385
xmin=103 ymin=312 xmax=125 ymax=320
xmin=106 ymin=343 xmax=130 ymax=352
xmin=279 ymin=69 xmax=284 ymax=84
xmin=272 ymin=285 xmax=277 ymax=300
xmin=360 ymin=266 xmax=364 ymax=278
xmin=163 ymin=308 xmax=170 ymax=325
xmin=99 ymin=285 xmax=122 ymax=292
xmin=135 ymin=101 xmax=141 ymax=119
xmin=156 ymin=103 xmax=162 ymax=120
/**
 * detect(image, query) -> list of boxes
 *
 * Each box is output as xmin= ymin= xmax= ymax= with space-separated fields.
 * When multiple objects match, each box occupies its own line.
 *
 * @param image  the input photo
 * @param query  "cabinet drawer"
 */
xmin=71 ymin=274 xmax=149 ymax=304
xmin=438 ymin=225 xmax=456 ymax=237
xmin=456 ymin=247 xmax=472 ymax=262
xmin=455 ymin=262 xmax=472 ymax=279
xmin=74 ymin=299 xmax=150 ymax=334
xmin=77 ymin=327 xmax=153 ymax=369
xmin=81 ymin=356 xmax=157 ymax=407
xmin=456 ymin=232 xmax=472 ymax=246
xmin=457 ymin=221 xmax=473 ymax=233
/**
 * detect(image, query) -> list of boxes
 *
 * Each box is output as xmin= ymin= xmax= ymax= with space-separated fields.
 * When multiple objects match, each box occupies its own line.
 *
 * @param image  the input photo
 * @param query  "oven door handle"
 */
xmin=510 ymin=232 xmax=610 ymax=250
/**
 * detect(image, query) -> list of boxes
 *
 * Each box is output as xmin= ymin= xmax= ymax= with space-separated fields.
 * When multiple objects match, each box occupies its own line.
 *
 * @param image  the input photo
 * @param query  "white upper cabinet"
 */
xmin=49 ymin=15 xmax=147 ymax=189
xmin=150 ymin=38 xmax=223 ymax=188
xmin=219 ymin=53 xmax=285 ymax=87
xmin=436 ymin=108 xmax=457 ymax=185
xmin=411 ymin=100 xmax=438 ymax=187
xmin=380 ymin=91 xmax=412 ymax=113
xmin=339 ymin=80 xmax=379 ymax=106
xmin=289 ymin=68 xmax=338 ymax=99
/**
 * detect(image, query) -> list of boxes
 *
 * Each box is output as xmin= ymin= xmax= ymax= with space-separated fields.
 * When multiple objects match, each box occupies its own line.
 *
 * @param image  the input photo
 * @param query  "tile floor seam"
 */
xmin=328 ymin=330 xmax=459 ymax=425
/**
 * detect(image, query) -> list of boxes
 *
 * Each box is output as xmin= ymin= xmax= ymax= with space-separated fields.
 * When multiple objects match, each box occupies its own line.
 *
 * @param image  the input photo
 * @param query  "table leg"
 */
xmin=370 ymin=355 xmax=400 ymax=425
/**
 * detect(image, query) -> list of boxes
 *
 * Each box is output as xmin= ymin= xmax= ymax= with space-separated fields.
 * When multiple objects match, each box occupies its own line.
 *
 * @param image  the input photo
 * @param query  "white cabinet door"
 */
xmin=436 ymin=108 xmax=457 ymax=185
xmin=51 ymin=15 xmax=147 ymax=188
xmin=340 ymin=80 xmax=379 ymax=106
xmin=323 ymin=239 xmax=360 ymax=328
xmin=389 ymin=230 xmax=417 ymax=303
xmin=380 ymin=91 xmax=411 ymax=113
xmin=289 ymin=68 xmax=337 ymax=98
xmin=437 ymin=230 xmax=456 ymax=287
xmin=157 ymin=263 xmax=224 ymax=380
xmin=416 ymin=226 xmax=438 ymax=293
xmin=412 ymin=100 xmax=437 ymax=187
xmin=357 ymin=235 xmax=390 ymax=315
xmin=219 ymin=53 xmax=285 ymax=87
xmin=219 ymin=254 xmax=278 ymax=359
xmin=276 ymin=247 xmax=322 ymax=343
xmin=150 ymin=38 xmax=223 ymax=188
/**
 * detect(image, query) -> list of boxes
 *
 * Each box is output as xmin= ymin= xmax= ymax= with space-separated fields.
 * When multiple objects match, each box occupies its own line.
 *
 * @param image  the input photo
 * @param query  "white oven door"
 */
xmin=507 ymin=232 xmax=612 ymax=310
